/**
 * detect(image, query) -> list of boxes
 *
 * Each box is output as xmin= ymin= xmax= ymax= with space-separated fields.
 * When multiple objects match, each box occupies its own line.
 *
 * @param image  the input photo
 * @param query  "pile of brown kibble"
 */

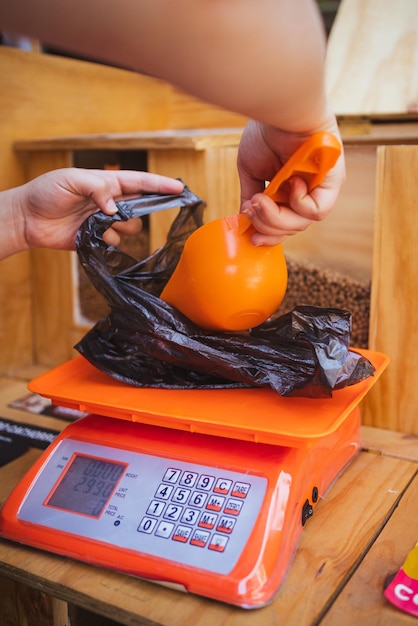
xmin=276 ymin=258 xmax=371 ymax=348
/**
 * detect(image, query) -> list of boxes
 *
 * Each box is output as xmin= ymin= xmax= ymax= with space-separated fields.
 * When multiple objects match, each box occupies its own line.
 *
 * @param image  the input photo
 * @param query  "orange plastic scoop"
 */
xmin=160 ymin=132 xmax=341 ymax=331
xmin=261 ymin=131 xmax=342 ymax=203
xmin=161 ymin=212 xmax=287 ymax=331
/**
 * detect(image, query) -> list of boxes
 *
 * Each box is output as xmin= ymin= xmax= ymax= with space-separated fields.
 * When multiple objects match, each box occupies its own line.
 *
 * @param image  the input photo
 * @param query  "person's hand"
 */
xmin=238 ymin=117 xmax=345 ymax=246
xmin=17 ymin=168 xmax=184 ymax=251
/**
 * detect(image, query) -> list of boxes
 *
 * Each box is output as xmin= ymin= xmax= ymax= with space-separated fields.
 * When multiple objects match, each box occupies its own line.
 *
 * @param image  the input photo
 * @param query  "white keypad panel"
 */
xmin=138 ymin=468 xmax=255 ymax=557
xmin=18 ymin=439 xmax=268 ymax=575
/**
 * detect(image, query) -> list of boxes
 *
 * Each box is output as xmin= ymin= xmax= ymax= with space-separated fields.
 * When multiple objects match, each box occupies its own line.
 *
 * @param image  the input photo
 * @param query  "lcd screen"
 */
xmin=46 ymin=454 xmax=127 ymax=517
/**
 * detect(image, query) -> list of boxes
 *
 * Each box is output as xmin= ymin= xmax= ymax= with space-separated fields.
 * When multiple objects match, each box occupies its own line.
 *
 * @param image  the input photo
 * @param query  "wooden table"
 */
xmin=0 ymin=374 xmax=417 ymax=626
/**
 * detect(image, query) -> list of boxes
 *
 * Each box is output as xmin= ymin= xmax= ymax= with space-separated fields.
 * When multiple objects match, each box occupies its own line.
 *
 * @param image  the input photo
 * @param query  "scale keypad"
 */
xmin=139 ymin=468 xmax=250 ymax=553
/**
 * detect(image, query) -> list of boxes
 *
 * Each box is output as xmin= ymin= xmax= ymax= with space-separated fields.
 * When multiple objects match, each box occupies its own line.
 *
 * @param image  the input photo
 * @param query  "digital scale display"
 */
xmin=46 ymin=454 xmax=127 ymax=518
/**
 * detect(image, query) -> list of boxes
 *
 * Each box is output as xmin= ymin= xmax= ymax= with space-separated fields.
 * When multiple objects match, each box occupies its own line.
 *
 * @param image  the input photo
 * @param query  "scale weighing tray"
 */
xmin=0 ymin=350 xmax=388 ymax=608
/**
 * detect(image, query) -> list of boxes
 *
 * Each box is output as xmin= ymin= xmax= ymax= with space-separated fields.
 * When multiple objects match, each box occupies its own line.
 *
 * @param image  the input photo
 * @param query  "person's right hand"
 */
xmin=238 ymin=117 xmax=345 ymax=246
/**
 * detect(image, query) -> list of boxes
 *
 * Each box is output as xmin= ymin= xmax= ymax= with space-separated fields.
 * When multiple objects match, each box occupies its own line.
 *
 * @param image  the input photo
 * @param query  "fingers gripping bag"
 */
xmin=75 ymin=184 xmax=375 ymax=398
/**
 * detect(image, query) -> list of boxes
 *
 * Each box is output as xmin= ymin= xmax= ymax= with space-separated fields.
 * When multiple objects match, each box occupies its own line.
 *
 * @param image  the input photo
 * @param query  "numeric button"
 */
xmin=155 ymin=483 xmax=174 ymax=500
xmin=181 ymin=508 xmax=200 ymax=525
xmin=146 ymin=500 xmax=165 ymax=516
xmin=196 ymin=474 xmax=215 ymax=491
xmin=172 ymin=487 xmax=191 ymax=504
xmin=180 ymin=471 xmax=198 ymax=487
xmin=164 ymin=504 xmax=183 ymax=521
xmin=189 ymin=491 xmax=208 ymax=508
xmin=138 ymin=517 xmax=157 ymax=534
xmin=162 ymin=468 xmax=181 ymax=484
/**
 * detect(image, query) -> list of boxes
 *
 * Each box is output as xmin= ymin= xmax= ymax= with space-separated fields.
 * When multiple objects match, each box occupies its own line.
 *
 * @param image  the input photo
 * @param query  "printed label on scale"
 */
xmin=18 ymin=439 xmax=268 ymax=575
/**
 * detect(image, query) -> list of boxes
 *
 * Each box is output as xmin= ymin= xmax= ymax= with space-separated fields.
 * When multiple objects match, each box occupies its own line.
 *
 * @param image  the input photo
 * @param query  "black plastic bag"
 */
xmin=75 ymin=186 xmax=375 ymax=398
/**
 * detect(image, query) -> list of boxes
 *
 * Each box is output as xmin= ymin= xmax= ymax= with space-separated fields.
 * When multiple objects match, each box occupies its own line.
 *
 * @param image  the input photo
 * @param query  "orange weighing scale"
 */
xmin=0 ymin=350 xmax=388 ymax=608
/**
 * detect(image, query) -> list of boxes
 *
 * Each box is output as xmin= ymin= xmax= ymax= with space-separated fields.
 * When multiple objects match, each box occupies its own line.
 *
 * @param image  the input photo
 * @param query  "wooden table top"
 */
xmin=0 ymin=375 xmax=417 ymax=625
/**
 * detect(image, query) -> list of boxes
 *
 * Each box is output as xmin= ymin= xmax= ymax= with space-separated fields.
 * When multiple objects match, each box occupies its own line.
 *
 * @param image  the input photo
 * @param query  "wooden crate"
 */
xmin=0 ymin=47 xmax=245 ymax=376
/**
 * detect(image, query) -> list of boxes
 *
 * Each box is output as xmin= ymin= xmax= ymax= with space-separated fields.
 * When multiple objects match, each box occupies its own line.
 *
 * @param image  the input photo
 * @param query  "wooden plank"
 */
xmin=283 ymin=143 xmax=377 ymax=282
xmin=255 ymin=452 xmax=417 ymax=626
xmin=0 ymin=252 xmax=33 ymax=376
xmin=148 ymin=148 xmax=208 ymax=251
xmin=0 ymin=450 xmax=415 ymax=626
xmin=320 ymin=474 xmax=418 ymax=625
xmin=22 ymin=151 xmax=79 ymax=368
xmin=361 ymin=426 xmax=418 ymax=462
xmin=31 ymin=246 xmax=77 ymax=368
xmin=15 ymin=128 xmax=243 ymax=153
xmin=15 ymin=123 xmax=418 ymax=153
xmin=7 ymin=365 xmax=50 ymax=381
xmin=0 ymin=577 xmax=69 ymax=626
xmin=362 ymin=146 xmax=418 ymax=434
xmin=148 ymin=145 xmax=241 ymax=245
xmin=148 ymin=145 xmax=240 ymax=250
xmin=341 ymin=121 xmax=418 ymax=144
xmin=202 ymin=146 xmax=241 ymax=221
xmin=326 ymin=0 xmax=418 ymax=117
xmin=14 ymin=123 xmax=418 ymax=153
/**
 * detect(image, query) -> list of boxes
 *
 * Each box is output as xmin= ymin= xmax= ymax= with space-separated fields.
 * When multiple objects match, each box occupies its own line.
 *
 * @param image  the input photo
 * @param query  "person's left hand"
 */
xmin=19 ymin=168 xmax=184 ymax=251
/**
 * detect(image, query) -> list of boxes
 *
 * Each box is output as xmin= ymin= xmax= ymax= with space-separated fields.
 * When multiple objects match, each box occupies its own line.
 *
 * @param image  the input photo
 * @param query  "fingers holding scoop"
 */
xmin=241 ymin=131 xmax=344 ymax=246
xmin=242 ymin=172 xmax=341 ymax=246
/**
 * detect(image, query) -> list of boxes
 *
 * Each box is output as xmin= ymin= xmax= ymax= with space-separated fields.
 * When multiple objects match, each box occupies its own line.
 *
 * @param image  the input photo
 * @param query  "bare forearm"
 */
xmin=0 ymin=188 xmax=27 ymax=260
xmin=1 ymin=1 xmax=343 ymax=246
xmin=0 ymin=0 xmax=329 ymax=132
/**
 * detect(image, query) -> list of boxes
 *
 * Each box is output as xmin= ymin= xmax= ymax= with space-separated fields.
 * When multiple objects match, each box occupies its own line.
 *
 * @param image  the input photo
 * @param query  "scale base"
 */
xmin=0 ymin=406 xmax=361 ymax=608
xmin=0 ymin=350 xmax=389 ymax=607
